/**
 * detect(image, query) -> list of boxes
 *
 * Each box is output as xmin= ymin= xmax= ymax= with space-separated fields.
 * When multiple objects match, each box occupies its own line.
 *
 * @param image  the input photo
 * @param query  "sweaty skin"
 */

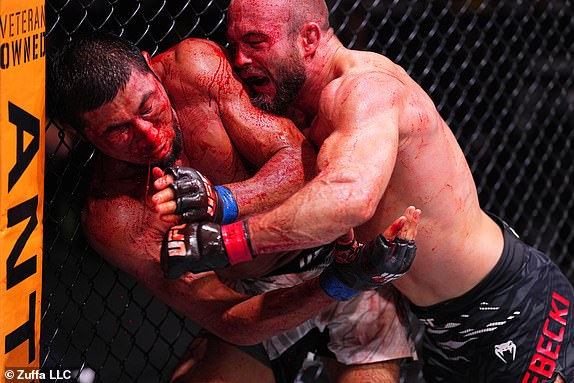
xmin=226 ymin=0 xmax=504 ymax=307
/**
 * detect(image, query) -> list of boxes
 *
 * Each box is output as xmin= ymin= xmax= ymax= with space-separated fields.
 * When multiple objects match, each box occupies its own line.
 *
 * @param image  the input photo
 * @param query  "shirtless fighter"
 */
xmin=152 ymin=0 xmax=574 ymax=382
xmin=48 ymin=34 xmax=418 ymax=382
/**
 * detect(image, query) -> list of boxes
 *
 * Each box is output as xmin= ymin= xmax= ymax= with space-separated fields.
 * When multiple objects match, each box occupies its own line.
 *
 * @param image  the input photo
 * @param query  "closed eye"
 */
xmin=242 ymin=32 xmax=268 ymax=48
xmin=107 ymin=124 xmax=128 ymax=136
xmin=140 ymin=93 xmax=154 ymax=116
xmin=141 ymin=106 xmax=153 ymax=116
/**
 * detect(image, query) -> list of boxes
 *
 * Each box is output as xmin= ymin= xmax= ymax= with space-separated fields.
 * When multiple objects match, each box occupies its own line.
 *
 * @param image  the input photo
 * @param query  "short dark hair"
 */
xmin=47 ymin=33 xmax=151 ymax=130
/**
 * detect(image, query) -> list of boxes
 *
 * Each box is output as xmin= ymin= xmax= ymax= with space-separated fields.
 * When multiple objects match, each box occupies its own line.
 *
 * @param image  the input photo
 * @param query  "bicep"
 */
xmin=316 ymin=83 xmax=402 ymax=195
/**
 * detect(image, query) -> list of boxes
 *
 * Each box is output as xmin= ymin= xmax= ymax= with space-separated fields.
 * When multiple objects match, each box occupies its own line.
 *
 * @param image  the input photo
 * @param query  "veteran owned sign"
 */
xmin=0 ymin=0 xmax=45 ymax=380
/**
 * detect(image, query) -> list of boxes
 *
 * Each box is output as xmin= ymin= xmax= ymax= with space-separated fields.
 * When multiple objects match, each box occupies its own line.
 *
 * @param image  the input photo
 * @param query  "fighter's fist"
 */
xmin=320 ymin=206 xmax=421 ymax=300
xmin=152 ymin=166 xmax=238 ymax=224
xmin=161 ymin=221 xmax=253 ymax=279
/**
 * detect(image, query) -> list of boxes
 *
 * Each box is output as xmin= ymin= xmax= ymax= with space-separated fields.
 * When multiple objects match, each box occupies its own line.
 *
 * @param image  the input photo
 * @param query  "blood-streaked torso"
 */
xmin=305 ymin=49 xmax=504 ymax=306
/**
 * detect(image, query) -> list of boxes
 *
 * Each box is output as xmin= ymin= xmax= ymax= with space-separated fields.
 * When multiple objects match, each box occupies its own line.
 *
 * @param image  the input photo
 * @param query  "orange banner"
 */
xmin=0 ymin=0 xmax=45 ymax=379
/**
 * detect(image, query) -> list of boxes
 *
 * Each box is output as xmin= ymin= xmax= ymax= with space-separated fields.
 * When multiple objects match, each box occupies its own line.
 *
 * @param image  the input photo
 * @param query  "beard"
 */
xmin=157 ymin=108 xmax=183 ymax=169
xmin=250 ymin=56 xmax=306 ymax=116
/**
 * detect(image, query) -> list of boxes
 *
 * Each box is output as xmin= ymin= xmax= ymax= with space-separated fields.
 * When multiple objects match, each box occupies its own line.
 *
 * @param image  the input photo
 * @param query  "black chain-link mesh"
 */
xmin=43 ymin=1 xmax=574 ymax=382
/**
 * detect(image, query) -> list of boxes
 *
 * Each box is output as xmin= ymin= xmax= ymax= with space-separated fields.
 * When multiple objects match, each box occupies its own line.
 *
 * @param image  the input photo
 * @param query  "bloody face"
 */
xmin=227 ymin=2 xmax=306 ymax=115
xmin=248 ymin=53 xmax=306 ymax=115
xmin=81 ymin=69 xmax=182 ymax=167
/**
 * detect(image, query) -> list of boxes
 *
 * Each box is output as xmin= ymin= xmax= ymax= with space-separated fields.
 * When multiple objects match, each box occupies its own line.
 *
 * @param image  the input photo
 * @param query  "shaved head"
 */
xmin=227 ymin=0 xmax=334 ymax=115
xmin=228 ymin=0 xmax=330 ymax=37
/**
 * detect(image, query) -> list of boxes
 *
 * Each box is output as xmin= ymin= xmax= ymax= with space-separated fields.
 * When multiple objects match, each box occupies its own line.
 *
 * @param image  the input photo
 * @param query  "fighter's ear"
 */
xmin=142 ymin=50 xmax=162 ymax=77
xmin=301 ymin=22 xmax=321 ymax=57
xmin=142 ymin=51 xmax=153 ymax=66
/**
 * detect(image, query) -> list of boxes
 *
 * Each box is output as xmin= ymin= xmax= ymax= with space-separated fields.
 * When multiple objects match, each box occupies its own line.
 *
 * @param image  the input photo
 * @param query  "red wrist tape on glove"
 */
xmin=221 ymin=221 xmax=253 ymax=265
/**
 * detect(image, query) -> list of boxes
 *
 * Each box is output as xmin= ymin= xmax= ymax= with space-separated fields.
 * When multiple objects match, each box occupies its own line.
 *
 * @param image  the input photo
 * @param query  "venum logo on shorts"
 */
xmin=494 ymin=340 xmax=516 ymax=364
xmin=522 ymin=292 xmax=570 ymax=383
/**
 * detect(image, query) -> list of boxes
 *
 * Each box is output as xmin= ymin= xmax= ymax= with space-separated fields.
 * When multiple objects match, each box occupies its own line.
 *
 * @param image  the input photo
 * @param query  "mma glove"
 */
xmin=166 ymin=166 xmax=239 ymax=224
xmin=319 ymin=235 xmax=416 ymax=301
xmin=161 ymin=221 xmax=253 ymax=279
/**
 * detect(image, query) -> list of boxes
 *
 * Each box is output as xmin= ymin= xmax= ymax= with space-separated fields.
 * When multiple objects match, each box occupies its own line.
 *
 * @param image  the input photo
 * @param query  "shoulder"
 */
xmin=153 ymin=39 xmax=232 ymax=81
xmin=321 ymin=66 xmax=408 ymax=121
xmin=329 ymin=51 xmax=408 ymax=99
xmin=153 ymin=38 xmax=240 ymax=97
xmin=172 ymin=38 xmax=229 ymax=66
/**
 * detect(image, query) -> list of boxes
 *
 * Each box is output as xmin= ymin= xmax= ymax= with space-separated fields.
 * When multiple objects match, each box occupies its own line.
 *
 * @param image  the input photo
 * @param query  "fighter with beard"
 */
xmin=154 ymin=0 xmax=574 ymax=381
xmin=242 ymin=58 xmax=306 ymax=116
xmin=48 ymin=34 xmax=419 ymax=383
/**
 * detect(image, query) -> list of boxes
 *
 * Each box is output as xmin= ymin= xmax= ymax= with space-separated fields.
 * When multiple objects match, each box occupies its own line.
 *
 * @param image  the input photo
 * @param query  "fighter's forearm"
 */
xmin=215 ymin=277 xmax=334 ymax=345
xmin=141 ymin=262 xmax=334 ymax=345
xmin=95 ymin=230 xmax=332 ymax=346
xmin=246 ymin=170 xmax=375 ymax=255
xmin=226 ymin=141 xmax=317 ymax=218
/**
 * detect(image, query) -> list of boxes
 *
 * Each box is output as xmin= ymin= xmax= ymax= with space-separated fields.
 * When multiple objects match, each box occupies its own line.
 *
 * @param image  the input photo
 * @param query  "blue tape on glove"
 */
xmin=319 ymin=267 xmax=360 ymax=301
xmin=215 ymin=185 xmax=239 ymax=224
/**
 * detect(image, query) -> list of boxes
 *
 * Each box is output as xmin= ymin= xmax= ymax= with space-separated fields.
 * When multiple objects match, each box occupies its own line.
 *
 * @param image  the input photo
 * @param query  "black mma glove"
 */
xmin=166 ymin=166 xmax=239 ymax=224
xmin=161 ymin=221 xmax=253 ymax=279
xmin=319 ymin=235 xmax=416 ymax=301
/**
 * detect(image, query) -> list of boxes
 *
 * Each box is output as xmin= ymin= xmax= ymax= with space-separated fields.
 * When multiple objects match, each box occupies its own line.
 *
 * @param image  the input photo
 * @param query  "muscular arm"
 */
xmin=247 ymin=74 xmax=404 ymax=253
xmin=155 ymin=39 xmax=317 ymax=218
xmin=82 ymin=168 xmax=334 ymax=345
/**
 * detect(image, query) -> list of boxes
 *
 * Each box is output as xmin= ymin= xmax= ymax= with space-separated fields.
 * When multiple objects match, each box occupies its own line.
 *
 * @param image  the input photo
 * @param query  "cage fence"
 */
xmin=43 ymin=0 xmax=574 ymax=382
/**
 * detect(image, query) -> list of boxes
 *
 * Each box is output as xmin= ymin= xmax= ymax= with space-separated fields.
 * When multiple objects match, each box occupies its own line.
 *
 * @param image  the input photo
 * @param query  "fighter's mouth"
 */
xmin=243 ymin=76 xmax=270 ymax=88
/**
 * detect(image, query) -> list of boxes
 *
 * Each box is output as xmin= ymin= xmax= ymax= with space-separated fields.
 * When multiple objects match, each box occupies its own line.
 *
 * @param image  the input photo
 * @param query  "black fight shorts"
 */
xmin=411 ymin=216 xmax=574 ymax=383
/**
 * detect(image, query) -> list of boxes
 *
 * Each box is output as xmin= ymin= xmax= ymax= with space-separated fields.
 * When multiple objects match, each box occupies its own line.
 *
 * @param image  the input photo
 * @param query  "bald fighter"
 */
xmin=151 ymin=1 xmax=574 ymax=382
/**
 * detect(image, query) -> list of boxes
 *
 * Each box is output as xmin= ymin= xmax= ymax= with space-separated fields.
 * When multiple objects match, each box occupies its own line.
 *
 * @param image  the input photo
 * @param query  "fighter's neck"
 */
xmin=292 ymin=38 xmax=345 ymax=119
